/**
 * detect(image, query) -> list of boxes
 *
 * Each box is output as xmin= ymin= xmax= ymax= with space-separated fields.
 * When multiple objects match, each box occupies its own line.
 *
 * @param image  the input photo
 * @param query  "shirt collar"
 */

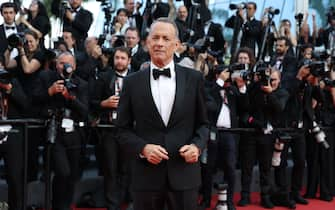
xmin=116 ymin=69 xmax=128 ymax=77
xmin=4 ymin=23 xmax=16 ymax=28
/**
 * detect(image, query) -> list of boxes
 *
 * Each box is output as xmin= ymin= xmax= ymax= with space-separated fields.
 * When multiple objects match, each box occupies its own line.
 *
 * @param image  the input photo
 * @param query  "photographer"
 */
xmin=0 ymin=57 xmax=31 ymax=210
xmin=272 ymin=64 xmax=325 ymax=207
xmin=0 ymin=2 xmax=24 ymax=56
xmin=225 ymin=2 xmax=262 ymax=56
xmin=90 ymin=46 xmax=133 ymax=210
xmin=124 ymin=0 xmax=143 ymax=32
xmin=52 ymin=0 xmax=93 ymax=51
xmin=32 ymin=52 xmax=88 ymax=210
xmin=200 ymin=65 xmax=248 ymax=210
xmin=239 ymin=67 xmax=289 ymax=209
xmin=113 ymin=8 xmax=130 ymax=36
xmin=316 ymin=7 xmax=335 ymax=55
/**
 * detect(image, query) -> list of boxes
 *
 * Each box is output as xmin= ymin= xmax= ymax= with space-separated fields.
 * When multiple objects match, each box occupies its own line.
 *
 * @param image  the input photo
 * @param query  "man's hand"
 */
xmin=261 ymin=82 xmax=273 ymax=93
xmin=0 ymin=82 xmax=12 ymax=93
xmin=100 ymin=95 xmax=119 ymax=109
xmin=179 ymin=144 xmax=200 ymax=163
xmin=296 ymin=65 xmax=310 ymax=80
xmin=142 ymin=144 xmax=169 ymax=165
xmin=65 ymin=9 xmax=74 ymax=22
xmin=48 ymin=80 xmax=65 ymax=96
xmin=62 ymin=87 xmax=76 ymax=100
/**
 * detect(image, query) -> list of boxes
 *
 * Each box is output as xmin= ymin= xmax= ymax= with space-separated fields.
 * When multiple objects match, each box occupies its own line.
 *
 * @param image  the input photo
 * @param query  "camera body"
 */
xmin=61 ymin=0 xmax=71 ymax=10
xmin=268 ymin=7 xmax=280 ymax=15
xmin=7 ymin=33 xmax=25 ymax=49
xmin=229 ymin=3 xmax=246 ymax=10
xmin=304 ymin=60 xmax=327 ymax=77
xmin=254 ymin=65 xmax=271 ymax=86
xmin=62 ymin=63 xmax=77 ymax=90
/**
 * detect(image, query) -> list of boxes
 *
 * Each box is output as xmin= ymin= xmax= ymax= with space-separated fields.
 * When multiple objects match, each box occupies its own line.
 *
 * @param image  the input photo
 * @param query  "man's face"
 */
xmin=114 ymin=50 xmax=130 ymax=73
xmin=237 ymin=52 xmax=250 ymax=64
xmin=275 ymin=40 xmax=288 ymax=56
xmin=69 ymin=0 xmax=82 ymax=9
xmin=270 ymin=70 xmax=281 ymax=91
xmin=177 ymin=6 xmax=188 ymax=22
xmin=56 ymin=54 xmax=76 ymax=75
xmin=125 ymin=30 xmax=140 ymax=48
xmin=63 ymin=32 xmax=76 ymax=49
xmin=125 ymin=0 xmax=134 ymax=13
xmin=303 ymin=47 xmax=313 ymax=59
xmin=246 ymin=4 xmax=256 ymax=18
xmin=1 ymin=7 xmax=16 ymax=25
xmin=147 ymin=22 xmax=179 ymax=67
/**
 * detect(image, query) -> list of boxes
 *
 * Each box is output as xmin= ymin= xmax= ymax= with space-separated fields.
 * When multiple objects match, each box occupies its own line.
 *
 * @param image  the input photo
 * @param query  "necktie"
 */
xmin=5 ymin=26 xmax=15 ymax=30
xmin=153 ymin=68 xmax=171 ymax=80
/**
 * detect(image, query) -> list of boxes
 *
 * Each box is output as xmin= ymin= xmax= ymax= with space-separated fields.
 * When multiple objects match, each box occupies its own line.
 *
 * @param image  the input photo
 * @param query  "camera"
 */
xmin=322 ymin=78 xmax=335 ymax=87
xmin=268 ymin=7 xmax=280 ymax=15
xmin=272 ymin=131 xmax=291 ymax=167
xmin=311 ymin=121 xmax=330 ymax=149
xmin=7 ymin=33 xmax=25 ymax=49
xmin=305 ymin=60 xmax=327 ymax=77
xmin=213 ymin=183 xmax=228 ymax=209
xmin=61 ymin=0 xmax=71 ymax=10
xmin=62 ymin=63 xmax=77 ymax=90
xmin=295 ymin=13 xmax=304 ymax=22
xmin=193 ymin=36 xmax=214 ymax=54
xmin=254 ymin=64 xmax=271 ymax=86
xmin=229 ymin=63 xmax=249 ymax=72
xmin=113 ymin=35 xmax=126 ymax=48
xmin=229 ymin=3 xmax=246 ymax=10
xmin=101 ymin=47 xmax=114 ymax=55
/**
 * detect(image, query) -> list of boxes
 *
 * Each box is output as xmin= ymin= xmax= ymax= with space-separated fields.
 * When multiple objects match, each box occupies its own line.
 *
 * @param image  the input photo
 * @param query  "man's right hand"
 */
xmin=142 ymin=144 xmax=169 ymax=165
xmin=100 ymin=95 xmax=119 ymax=109
xmin=48 ymin=80 xmax=65 ymax=96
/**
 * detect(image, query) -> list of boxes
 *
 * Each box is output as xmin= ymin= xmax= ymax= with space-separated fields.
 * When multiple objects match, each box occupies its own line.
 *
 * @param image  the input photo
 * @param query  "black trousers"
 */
xmin=0 ymin=126 xmax=23 ymax=210
xmin=305 ymin=130 xmax=334 ymax=198
xmin=239 ymin=133 xmax=274 ymax=197
xmin=202 ymin=132 xmax=236 ymax=204
xmin=52 ymin=129 xmax=83 ymax=210
xmin=274 ymin=132 xmax=306 ymax=194
xmin=97 ymin=128 xmax=129 ymax=210
xmin=133 ymin=188 xmax=198 ymax=210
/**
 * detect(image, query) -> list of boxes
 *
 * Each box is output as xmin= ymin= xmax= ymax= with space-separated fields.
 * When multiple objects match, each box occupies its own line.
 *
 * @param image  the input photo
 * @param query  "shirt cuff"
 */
xmin=216 ymin=78 xmax=225 ymax=87
xmin=239 ymin=85 xmax=247 ymax=93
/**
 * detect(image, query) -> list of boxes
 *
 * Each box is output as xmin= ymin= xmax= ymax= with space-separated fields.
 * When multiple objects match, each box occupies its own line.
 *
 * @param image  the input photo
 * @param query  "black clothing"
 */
xmin=175 ymin=18 xmax=189 ymax=43
xmin=0 ymin=24 xmax=25 ymax=55
xmin=130 ymin=46 xmax=150 ymax=72
xmin=32 ymin=69 xmax=88 ymax=209
xmin=27 ymin=15 xmax=51 ymax=48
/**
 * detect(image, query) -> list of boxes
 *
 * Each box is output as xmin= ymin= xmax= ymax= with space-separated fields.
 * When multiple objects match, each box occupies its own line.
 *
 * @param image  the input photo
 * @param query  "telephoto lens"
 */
xmin=214 ymin=183 xmax=228 ymax=210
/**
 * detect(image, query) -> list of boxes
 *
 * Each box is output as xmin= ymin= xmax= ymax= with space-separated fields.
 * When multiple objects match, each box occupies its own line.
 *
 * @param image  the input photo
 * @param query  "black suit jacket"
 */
xmin=0 ymin=24 xmax=25 ymax=55
xmin=206 ymin=22 xmax=226 ymax=52
xmin=207 ymin=82 xmax=248 ymax=128
xmin=90 ymin=69 xmax=132 ymax=123
xmin=116 ymin=65 xmax=209 ymax=191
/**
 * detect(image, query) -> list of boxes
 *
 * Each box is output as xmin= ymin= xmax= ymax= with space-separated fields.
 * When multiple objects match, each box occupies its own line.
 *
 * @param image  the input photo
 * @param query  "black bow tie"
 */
xmin=153 ymin=68 xmax=171 ymax=80
xmin=5 ymin=26 xmax=15 ymax=30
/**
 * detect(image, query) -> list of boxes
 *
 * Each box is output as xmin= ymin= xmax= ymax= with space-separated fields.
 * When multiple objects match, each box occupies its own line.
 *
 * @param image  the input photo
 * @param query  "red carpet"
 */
xmin=70 ymin=193 xmax=335 ymax=210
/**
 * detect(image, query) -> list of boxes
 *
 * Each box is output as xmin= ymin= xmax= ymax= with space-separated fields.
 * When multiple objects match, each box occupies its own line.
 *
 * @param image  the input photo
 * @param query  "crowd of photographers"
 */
xmin=0 ymin=0 xmax=335 ymax=210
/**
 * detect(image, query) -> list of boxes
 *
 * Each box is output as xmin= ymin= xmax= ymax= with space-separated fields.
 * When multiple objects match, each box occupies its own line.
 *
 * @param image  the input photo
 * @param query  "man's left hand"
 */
xmin=179 ymin=144 xmax=200 ymax=163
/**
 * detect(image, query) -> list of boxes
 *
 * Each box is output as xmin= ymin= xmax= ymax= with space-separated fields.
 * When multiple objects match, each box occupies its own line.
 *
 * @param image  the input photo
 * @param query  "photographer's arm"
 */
xmin=19 ymin=47 xmax=41 ymax=74
xmin=4 ymin=49 xmax=17 ymax=69
xmin=18 ymin=16 xmax=43 ymax=39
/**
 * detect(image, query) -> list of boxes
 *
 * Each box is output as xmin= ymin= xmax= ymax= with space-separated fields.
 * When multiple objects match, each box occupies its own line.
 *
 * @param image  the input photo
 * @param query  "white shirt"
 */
xmin=4 ymin=23 xmax=18 ymax=59
xmin=150 ymin=60 xmax=176 ymax=126
xmin=215 ymin=78 xmax=231 ymax=128
xmin=131 ymin=44 xmax=139 ymax=56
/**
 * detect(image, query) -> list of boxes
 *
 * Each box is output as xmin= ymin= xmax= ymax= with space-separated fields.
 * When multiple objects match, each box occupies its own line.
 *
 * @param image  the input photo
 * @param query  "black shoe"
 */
xmin=291 ymin=192 xmax=309 ymax=205
xmin=304 ymin=193 xmax=316 ymax=199
xmin=319 ymin=195 xmax=333 ymax=202
xmin=238 ymin=196 xmax=250 ymax=206
xmin=261 ymin=196 xmax=274 ymax=209
xmin=272 ymin=197 xmax=296 ymax=209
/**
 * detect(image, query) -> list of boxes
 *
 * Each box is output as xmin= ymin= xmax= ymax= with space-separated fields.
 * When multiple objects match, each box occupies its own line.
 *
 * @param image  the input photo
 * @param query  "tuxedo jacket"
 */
xmin=206 ymin=82 xmax=248 ymax=128
xmin=206 ymin=22 xmax=226 ymax=52
xmin=0 ymin=24 xmax=25 ymax=55
xmin=116 ymin=64 xmax=209 ymax=191
xmin=90 ymin=69 xmax=132 ymax=123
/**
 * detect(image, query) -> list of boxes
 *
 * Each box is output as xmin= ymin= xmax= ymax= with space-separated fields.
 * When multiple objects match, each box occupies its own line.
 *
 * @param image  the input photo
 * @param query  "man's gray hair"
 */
xmin=149 ymin=17 xmax=179 ymax=40
xmin=57 ymin=51 xmax=76 ymax=64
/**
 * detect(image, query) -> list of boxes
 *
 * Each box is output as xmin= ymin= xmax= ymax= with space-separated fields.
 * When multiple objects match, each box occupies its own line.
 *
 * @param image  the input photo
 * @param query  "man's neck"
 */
xmin=4 ymin=21 xmax=15 ymax=26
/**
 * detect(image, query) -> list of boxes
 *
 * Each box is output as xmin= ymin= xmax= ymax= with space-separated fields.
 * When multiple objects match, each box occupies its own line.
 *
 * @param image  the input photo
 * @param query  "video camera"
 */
xmin=254 ymin=63 xmax=272 ymax=86
xmin=229 ymin=2 xmax=246 ymax=10
xmin=60 ymin=0 xmax=71 ymax=11
xmin=268 ymin=7 xmax=280 ymax=15
xmin=303 ymin=60 xmax=328 ymax=77
xmin=7 ymin=33 xmax=25 ymax=49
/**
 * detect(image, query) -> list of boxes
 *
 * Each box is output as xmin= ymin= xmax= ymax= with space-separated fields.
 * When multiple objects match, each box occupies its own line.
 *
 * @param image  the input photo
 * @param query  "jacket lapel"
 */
xmin=167 ymin=65 xmax=186 ymax=127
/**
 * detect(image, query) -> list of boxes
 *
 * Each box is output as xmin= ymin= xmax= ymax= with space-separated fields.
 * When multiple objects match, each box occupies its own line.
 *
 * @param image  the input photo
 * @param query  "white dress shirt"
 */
xmin=215 ymin=78 xmax=231 ymax=128
xmin=4 ymin=23 xmax=18 ymax=59
xmin=150 ymin=61 xmax=176 ymax=126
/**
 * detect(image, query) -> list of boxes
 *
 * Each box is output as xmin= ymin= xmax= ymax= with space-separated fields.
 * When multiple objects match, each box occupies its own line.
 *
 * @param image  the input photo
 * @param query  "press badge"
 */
xmin=61 ymin=118 xmax=74 ymax=132
xmin=210 ymin=131 xmax=216 ymax=141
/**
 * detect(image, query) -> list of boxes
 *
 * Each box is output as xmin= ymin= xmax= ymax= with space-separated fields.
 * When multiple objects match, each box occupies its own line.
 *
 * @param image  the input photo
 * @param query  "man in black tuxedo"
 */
xmin=91 ymin=47 xmax=133 ymax=210
xmin=0 ymin=2 xmax=24 ymax=55
xmin=175 ymin=5 xmax=189 ymax=43
xmin=116 ymin=18 xmax=209 ymax=210
xmin=124 ymin=0 xmax=143 ymax=33
xmin=225 ymin=1 xmax=262 ymax=56
xmin=52 ymin=0 xmax=93 ymax=51
xmin=125 ymin=27 xmax=149 ymax=71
